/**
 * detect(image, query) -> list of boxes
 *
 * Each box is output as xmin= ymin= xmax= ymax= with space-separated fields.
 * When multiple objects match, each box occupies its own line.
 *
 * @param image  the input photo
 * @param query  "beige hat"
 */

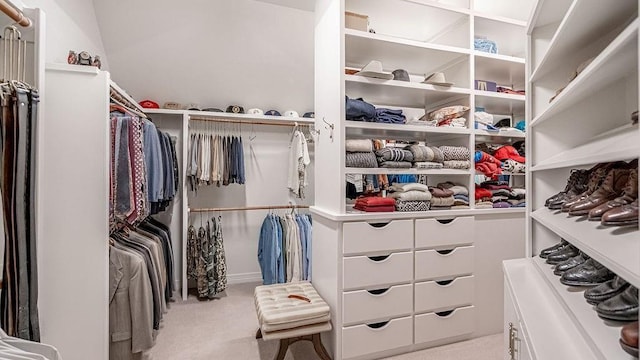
xmin=422 ymin=72 xmax=454 ymax=87
xmin=355 ymin=60 xmax=394 ymax=80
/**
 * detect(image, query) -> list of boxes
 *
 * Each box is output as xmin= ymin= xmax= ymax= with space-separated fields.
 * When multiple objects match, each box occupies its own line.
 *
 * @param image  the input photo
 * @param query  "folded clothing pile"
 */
xmin=354 ymin=196 xmax=396 ymax=212
xmin=475 ymin=151 xmax=503 ymax=179
xmin=428 ymin=105 xmax=469 ymax=127
xmin=345 ymin=139 xmax=377 ymax=168
xmin=495 ymin=145 xmax=525 ymax=173
xmin=388 ymin=182 xmax=431 ymax=212
xmin=376 ymin=147 xmax=414 ymax=168
xmin=439 ymin=145 xmax=471 ymax=169
xmin=375 ymin=108 xmax=406 ymax=124
xmin=475 ymin=181 xmax=526 ymax=208
xmin=474 ymin=38 xmax=498 ymax=54
xmin=429 ymin=184 xmax=455 ymax=210
xmin=346 ymin=96 xmax=375 ymax=121
xmin=407 ymin=144 xmax=444 ymax=169
xmin=437 ymin=182 xmax=469 ymax=209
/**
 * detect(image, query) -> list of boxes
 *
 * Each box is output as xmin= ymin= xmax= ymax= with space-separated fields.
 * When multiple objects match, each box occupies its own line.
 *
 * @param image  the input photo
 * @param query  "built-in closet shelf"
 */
xmin=346 ymin=120 xmax=471 ymax=140
xmin=473 ymin=129 xmax=525 ymax=139
xmin=503 ymin=259 xmax=602 ymax=360
xmin=530 ymin=19 xmax=638 ymax=127
xmin=532 ymin=256 xmax=638 ymax=360
xmin=474 ymin=53 xmax=525 ymax=89
xmin=529 ymin=0 xmax=638 ymax=82
xmin=311 ymin=206 xmax=524 ymax=222
xmin=530 ymin=207 xmax=640 ymax=289
xmin=344 ymin=168 xmax=469 ymax=175
xmin=473 ymin=12 xmax=526 ymax=27
xmin=144 ymin=108 xmax=314 ymax=125
xmin=475 ymin=171 xmax=525 ymax=177
xmin=474 ymin=91 xmax=525 ymax=115
xmin=344 ymin=29 xmax=469 ymax=76
xmin=402 ymin=0 xmax=470 ymax=15
xmin=526 ymin=0 xmax=573 ymax=35
xmin=345 ymin=74 xmax=470 ymax=109
xmin=530 ymin=124 xmax=639 ymax=171
xmin=473 ymin=51 xmax=525 ymax=65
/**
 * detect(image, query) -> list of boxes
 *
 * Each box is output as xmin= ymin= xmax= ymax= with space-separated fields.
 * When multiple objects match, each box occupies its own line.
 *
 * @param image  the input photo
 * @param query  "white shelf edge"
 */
xmin=530 ymin=18 xmax=639 ymax=127
xmin=473 ymin=11 xmax=527 ymax=27
xmin=346 ymin=120 xmax=472 ymax=135
xmin=344 ymin=29 xmax=471 ymax=56
xmin=474 ymin=171 xmax=525 ymax=176
xmin=531 ymin=207 xmax=640 ymax=289
xmin=45 ymin=63 xmax=100 ymax=75
xmin=403 ymin=0 xmax=471 ymax=15
xmin=473 ymin=129 xmax=526 ymax=138
xmin=344 ymin=168 xmax=470 ymax=175
xmin=532 ymin=256 xmax=637 ymax=360
xmin=345 ymin=74 xmax=471 ymax=94
xmin=310 ymin=206 xmax=525 ymax=221
xmin=473 ymin=51 xmax=525 ymax=64
xmin=145 ymin=108 xmax=314 ymax=124
xmin=474 ymin=90 xmax=526 ymax=101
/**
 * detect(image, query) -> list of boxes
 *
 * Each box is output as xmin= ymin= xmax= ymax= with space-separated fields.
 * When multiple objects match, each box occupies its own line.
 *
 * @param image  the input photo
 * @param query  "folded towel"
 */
xmin=378 ymin=161 xmax=412 ymax=168
xmin=390 ymin=190 xmax=433 ymax=201
xmin=395 ymin=200 xmax=430 ymax=212
xmin=346 ymin=152 xmax=378 ymax=168
xmin=439 ymin=146 xmax=470 ymax=161
xmin=376 ymin=147 xmax=414 ymax=162
xmin=413 ymin=161 xmax=443 ymax=169
xmin=345 ymin=139 xmax=373 ymax=152
xmin=388 ymin=183 xmax=429 ymax=193
xmin=443 ymin=160 xmax=471 ymax=169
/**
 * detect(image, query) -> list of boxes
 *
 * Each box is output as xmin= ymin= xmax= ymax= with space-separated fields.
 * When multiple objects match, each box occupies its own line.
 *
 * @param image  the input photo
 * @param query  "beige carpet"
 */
xmin=148 ymin=282 xmax=503 ymax=360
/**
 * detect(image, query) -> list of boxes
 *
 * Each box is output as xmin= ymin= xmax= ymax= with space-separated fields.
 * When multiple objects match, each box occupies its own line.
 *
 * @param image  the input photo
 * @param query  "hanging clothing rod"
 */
xmin=190 ymin=116 xmax=311 ymax=127
xmin=189 ymin=205 xmax=310 ymax=213
xmin=0 ymin=1 xmax=31 ymax=27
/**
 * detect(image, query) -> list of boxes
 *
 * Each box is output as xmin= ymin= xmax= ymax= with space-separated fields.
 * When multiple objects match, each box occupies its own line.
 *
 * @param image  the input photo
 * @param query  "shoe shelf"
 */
xmin=504 ymin=258 xmax=600 ymax=360
xmin=530 ymin=0 xmax=637 ymax=82
xmin=532 ymin=256 xmax=637 ymax=360
xmin=531 ymin=124 xmax=640 ymax=172
xmin=474 ymin=91 xmax=525 ymax=116
xmin=344 ymin=168 xmax=469 ymax=175
xmin=345 ymin=75 xmax=470 ymax=109
xmin=530 ymin=19 xmax=638 ymax=127
xmin=531 ymin=207 xmax=640 ymax=289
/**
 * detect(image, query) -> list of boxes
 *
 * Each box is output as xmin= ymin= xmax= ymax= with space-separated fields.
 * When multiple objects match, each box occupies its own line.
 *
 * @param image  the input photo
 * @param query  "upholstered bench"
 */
xmin=254 ymin=281 xmax=332 ymax=360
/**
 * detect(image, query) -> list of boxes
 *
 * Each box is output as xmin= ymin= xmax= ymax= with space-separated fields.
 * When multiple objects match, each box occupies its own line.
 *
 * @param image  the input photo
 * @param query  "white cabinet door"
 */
xmin=504 ymin=281 xmax=532 ymax=360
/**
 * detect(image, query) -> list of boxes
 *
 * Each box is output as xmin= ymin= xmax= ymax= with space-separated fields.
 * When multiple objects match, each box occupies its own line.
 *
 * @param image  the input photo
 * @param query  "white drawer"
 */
xmin=415 ymin=246 xmax=474 ymax=281
xmin=415 ymin=275 xmax=474 ymax=313
xmin=415 ymin=306 xmax=474 ymax=344
xmin=343 ymin=284 xmax=413 ymax=325
xmin=415 ymin=216 xmax=474 ymax=249
xmin=343 ymin=219 xmax=413 ymax=255
xmin=343 ymin=251 xmax=413 ymax=290
xmin=342 ymin=316 xmax=413 ymax=359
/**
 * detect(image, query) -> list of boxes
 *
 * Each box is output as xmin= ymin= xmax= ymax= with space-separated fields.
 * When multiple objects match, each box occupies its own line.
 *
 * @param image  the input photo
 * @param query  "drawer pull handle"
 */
xmin=435 ymin=310 xmax=455 ymax=317
xmin=366 ymin=321 xmax=390 ymax=329
xmin=436 ymin=249 xmax=454 ymax=255
xmin=368 ymin=221 xmax=391 ymax=228
xmin=436 ymin=218 xmax=454 ymax=224
xmin=436 ymin=279 xmax=454 ymax=286
xmin=367 ymin=288 xmax=390 ymax=295
xmin=368 ymin=255 xmax=390 ymax=262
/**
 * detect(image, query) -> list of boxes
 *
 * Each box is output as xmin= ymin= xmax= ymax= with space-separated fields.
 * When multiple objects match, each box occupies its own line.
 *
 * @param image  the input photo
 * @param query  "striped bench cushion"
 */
xmin=255 ymin=282 xmax=330 ymax=327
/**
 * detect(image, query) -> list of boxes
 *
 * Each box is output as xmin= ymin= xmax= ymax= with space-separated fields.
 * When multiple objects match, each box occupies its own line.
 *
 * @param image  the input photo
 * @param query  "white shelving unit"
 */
xmin=312 ymin=0 xmax=533 ymax=359
xmin=504 ymin=1 xmax=639 ymax=359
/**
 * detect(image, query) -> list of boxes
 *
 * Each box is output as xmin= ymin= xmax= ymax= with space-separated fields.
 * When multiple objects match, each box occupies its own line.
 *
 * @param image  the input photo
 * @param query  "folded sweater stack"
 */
xmin=407 ymin=145 xmax=444 ymax=169
xmin=439 ymin=146 xmax=471 ymax=169
xmin=353 ymin=196 xmax=396 ymax=212
xmin=389 ymin=183 xmax=431 ymax=212
xmin=345 ymin=139 xmax=377 ymax=168
xmin=429 ymin=184 xmax=456 ymax=210
xmin=437 ymin=182 xmax=470 ymax=209
xmin=376 ymin=147 xmax=414 ymax=168
xmin=475 ymin=181 xmax=526 ymax=208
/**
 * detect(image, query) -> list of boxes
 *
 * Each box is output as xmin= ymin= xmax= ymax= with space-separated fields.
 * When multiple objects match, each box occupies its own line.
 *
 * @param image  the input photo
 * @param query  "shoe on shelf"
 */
xmin=546 ymin=169 xmax=590 ymax=209
xmin=560 ymin=258 xmax=615 ymax=287
xmin=568 ymin=168 xmax=631 ymax=216
xmin=589 ymin=168 xmax=638 ymax=221
xmin=596 ymin=286 xmax=638 ymax=322
xmin=539 ymin=239 xmax=569 ymax=259
xmin=584 ymin=276 xmax=630 ymax=305
xmin=620 ymin=321 xmax=639 ymax=358
xmin=601 ymin=199 xmax=639 ymax=227
xmin=545 ymin=244 xmax=579 ymax=265
xmin=561 ymin=162 xmax=627 ymax=212
xmin=554 ymin=252 xmax=589 ymax=276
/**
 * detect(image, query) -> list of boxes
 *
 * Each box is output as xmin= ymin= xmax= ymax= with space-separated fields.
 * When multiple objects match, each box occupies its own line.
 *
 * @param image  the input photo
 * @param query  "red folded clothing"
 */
xmin=353 ymin=205 xmax=396 ymax=212
xmin=355 ymin=196 xmax=396 ymax=207
xmin=475 ymin=187 xmax=492 ymax=200
xmin=483 ymin=184 xmax=511 ymax=190
xmin=475 ymin=162 xmax=502 ymax=179
xmin=477 ymin=151 xmax=501 ymax=165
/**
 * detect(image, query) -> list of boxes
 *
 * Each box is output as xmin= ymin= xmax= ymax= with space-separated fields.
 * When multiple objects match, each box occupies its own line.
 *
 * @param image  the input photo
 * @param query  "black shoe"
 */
xmin=545 ymin=244 xmax=579 ymax=265
xmin=554 ymin=252 xmax=589 ymax=276
xmin=596 ymin=286 xmax=638 ymax=322
xmin=540 ymin=239 xmax=569 ymax=259
xmin=547 ymin=169 xmax=590 ymax=209
xmin=560 ymin=258 xmax=615 ymax=286
xmin=584 ymin=276 xmax=630 ymax=305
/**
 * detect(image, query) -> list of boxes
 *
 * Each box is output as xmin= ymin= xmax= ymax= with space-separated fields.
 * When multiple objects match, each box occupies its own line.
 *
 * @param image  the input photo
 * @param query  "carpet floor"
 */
xmin=148 ymin=282 xmax=503 ymax=360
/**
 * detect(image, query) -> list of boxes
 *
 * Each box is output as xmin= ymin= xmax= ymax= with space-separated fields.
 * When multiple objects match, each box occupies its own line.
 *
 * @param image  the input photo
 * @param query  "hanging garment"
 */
xmin=212 ymin=217 xmax=228 ymax=294
xmin=0 ymin=328 xmax=61 ymax=359
xmin=288 ymin=130 xmax=311 ymax=198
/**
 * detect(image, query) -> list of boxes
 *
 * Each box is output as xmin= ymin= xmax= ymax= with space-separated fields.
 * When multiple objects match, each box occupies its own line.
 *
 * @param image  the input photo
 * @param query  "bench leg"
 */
xmin=275 ymin=338 xmax=291 ymax=360
xmin=256 ymin=328 xmax=263 ymax=339
xmin=312 ymin=333 xmax=332 ymax=360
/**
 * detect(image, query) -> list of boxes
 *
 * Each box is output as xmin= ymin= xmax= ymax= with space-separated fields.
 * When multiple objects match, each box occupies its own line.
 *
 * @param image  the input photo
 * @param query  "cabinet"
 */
xmin=504 ymin=1 xmax=640 ymax=359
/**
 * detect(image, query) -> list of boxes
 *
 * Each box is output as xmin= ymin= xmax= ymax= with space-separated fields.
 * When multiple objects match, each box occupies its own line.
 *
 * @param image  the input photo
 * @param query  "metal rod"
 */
xmin=189 ymin=205 xmax=310 ymax=213
xmin=190 ymin=116 xmax=302 ymax=127
xmin=0 ymin=1 xmax=30 ymax=27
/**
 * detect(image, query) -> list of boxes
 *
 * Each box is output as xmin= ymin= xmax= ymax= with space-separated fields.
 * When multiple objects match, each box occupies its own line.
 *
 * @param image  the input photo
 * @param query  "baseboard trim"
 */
xmin=227 ymin=272 xmax=262 ymax=285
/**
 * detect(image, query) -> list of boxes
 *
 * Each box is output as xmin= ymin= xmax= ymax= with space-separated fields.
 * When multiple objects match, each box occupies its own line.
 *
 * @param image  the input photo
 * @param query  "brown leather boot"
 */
xmin=561 ymin=162 xmax=626 ymax=212
xmin=589 ymin=169 xmax=638 ymax=220
xmin=569 ymin=168 xmax=631 ymax=216
xmin=620 ymin=321 xmax=638 ymax=357
xmin=602 ymin=199 xmax=639 ymax=226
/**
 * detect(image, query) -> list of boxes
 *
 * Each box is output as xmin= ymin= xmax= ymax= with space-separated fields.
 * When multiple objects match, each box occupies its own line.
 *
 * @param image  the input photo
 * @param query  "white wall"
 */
xmin=94 ymin=0 xmax=315 ymax=113
xmin=21 ymin=0 xmax=109 ymax=68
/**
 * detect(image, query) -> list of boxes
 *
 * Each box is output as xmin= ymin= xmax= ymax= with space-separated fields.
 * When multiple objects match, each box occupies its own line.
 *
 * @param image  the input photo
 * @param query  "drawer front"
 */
xmin=415 ymin=216 xmax=474 ymax=249
xmin=415 ymin=306 xmax=474 ymax=344
xmin=344 ymin=251 xmax=413 ymax=290
xmin=415 ymin=246 xmax=474 ymax=281
xmin=342 ymin=316 xmax=413 ymax=359
xmin=343 ymin=219 xmax=413 ymax=255
xmin=343 ymin=284 xmax=413 ymax=325
xmin=415 ymin=275 xmax=474 ymax=313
